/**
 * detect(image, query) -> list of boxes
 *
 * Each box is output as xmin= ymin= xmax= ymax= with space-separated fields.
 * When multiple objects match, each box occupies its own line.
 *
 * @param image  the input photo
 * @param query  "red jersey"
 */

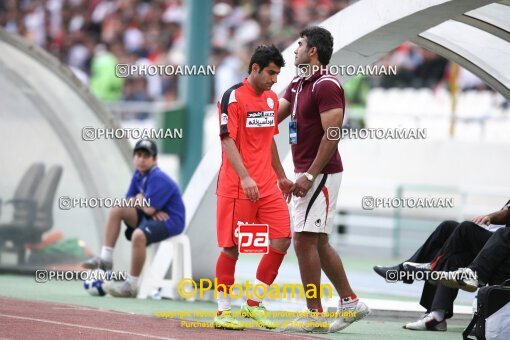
xmin=283 ymin=70 xmax=344 ymax=174
xmin=217 ymin=78 xmax=280 ymax=199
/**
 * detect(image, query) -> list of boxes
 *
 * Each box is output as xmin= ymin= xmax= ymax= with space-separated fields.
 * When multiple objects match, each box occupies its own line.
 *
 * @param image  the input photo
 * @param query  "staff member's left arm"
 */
xmin=293 ymin=107 xmax=343 ymax=196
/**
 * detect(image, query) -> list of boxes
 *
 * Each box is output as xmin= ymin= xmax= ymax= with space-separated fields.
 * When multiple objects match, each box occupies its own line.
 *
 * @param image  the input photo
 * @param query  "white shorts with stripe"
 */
xmin=292 ymin=172 xmax=342 ymax=234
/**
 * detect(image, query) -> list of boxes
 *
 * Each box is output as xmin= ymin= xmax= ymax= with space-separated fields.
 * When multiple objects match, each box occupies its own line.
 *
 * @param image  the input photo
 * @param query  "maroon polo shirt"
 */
xmin=283 ymin=70 xmax=344 ymax=174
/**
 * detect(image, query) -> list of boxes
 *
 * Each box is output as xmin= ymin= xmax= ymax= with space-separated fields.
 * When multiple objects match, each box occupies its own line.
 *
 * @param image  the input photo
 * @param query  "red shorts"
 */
xmin=216 ymin=191 xmax=291 ymax=247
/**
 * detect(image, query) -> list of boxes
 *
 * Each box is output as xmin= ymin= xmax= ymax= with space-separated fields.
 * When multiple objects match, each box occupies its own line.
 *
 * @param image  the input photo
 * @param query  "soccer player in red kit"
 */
xmin=214 ymin=45 xmax=294 ymax=330
xmin=278 ymin=27 xmax=370 ymax=333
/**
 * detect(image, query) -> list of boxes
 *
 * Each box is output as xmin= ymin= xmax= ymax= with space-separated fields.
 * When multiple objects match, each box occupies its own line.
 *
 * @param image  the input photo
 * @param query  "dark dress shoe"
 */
xmin=373 ymin=264 xmax=414 ymax=284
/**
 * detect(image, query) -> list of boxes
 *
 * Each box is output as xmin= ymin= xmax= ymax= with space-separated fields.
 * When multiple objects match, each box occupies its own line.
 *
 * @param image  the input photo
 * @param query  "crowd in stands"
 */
xmin=1 ymin=0 xmax=489 ymax=109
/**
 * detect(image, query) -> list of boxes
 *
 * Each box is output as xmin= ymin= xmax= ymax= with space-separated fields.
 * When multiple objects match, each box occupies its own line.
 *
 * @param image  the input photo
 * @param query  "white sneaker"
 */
xmin=106 ymin=280 xmax=137 ymax=298
xmin=329 ymin=300 xmax=370 ymax=333
xmin=439 ymin=267 xmax=479 ymax=292
xmin=404 ymin=313 xmax=446 ymax=331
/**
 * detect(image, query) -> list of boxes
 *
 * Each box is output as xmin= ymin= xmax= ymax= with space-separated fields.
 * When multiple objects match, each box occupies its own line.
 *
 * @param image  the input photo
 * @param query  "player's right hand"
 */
xmin=472 ymin=215 xmax=490 ymax=225
xmin=241 ymin=176 xmax=259 ymax=202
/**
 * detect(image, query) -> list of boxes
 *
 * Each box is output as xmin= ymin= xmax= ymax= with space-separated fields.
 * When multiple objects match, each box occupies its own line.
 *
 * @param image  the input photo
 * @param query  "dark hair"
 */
xmin=300 ymin=26 xmax=334 ymax=65
xmin=248 ymin=45 xmax=285 ymax=74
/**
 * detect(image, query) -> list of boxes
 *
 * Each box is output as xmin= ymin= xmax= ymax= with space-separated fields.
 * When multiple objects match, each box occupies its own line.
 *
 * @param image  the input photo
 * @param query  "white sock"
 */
xmin=127 ymin=275 xmax=139 ymax=287
xmin=249 ymin=279 xmax=267 ymax=303
xmin=218 ymin=292 xmax=231 ymax=311
xmin=431 ymin=310 xmax=445 ymax=321
xmin=100 ymin=246 xmax=114 ymax=262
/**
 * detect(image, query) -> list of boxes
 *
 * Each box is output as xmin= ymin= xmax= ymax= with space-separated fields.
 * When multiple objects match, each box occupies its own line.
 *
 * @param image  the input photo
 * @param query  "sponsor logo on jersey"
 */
xmin=246 ymin=111 xmax=275 ymax=128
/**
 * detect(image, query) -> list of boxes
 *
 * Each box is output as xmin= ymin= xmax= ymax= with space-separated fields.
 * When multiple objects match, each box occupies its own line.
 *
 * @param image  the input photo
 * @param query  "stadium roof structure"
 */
xmin=272 ymin=0 xmax=510 ymax=98
xmin=181 ymin=0 xmax=510 ymax=279
xmin=0 ymin=29 xmax=133 ymax=269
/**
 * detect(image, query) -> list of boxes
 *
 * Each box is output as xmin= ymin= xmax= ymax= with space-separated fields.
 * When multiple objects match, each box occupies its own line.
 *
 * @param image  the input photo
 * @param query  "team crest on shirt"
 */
xmin=221 ymin=113 xmax=228 ymax=125
xmin=246 ymin=111 xmax=275 ymax=128
xmin=266 ymin=97 xmax=274 ymax=109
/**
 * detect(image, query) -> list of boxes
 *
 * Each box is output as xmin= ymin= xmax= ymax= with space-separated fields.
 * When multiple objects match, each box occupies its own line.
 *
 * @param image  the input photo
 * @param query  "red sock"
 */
xmin=247 ymin=299 xmax=260 ymax=307
xmin=256 ymin=247 xmax=286 ymax=285
xmin=216 ymin=252 xmax=237 ymax=292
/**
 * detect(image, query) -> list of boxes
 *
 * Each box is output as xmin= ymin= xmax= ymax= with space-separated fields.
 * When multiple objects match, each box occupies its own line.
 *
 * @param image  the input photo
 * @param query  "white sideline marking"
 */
xmin=52 ymin=306 xmax=127 ymax=315
xmin=0 ymin=313 xmax=175 ymax=340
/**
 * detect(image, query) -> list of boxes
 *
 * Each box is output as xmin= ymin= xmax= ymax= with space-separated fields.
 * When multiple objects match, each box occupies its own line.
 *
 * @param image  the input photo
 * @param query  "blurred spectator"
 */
xmin=456 ymin=67 xmax=488 ymax=91
xmin=213 ymin=47 xmax=244 ymax=102
xmin=123 ymin=76 xmax=151 ymax=119
xmin=1 ymin=0 xmax=484 ymax=106
xmin=89 ymin=42 xmax=124 ymax=101
xmin=414 ymin=49 xmax=448 ymax=88
xmin=343 ymin=74 xmax=370 ymax=129
xmin=124 ymin=77 xmax=150 ymax=102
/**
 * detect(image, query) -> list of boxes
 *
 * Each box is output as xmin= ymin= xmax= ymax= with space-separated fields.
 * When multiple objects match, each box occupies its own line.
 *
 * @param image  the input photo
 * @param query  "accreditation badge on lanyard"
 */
xmin=289 ymin=79 xmax=304 ymax=145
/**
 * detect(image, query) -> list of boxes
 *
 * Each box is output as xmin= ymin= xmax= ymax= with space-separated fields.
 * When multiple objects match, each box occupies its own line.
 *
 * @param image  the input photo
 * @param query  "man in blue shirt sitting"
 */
xmin=82 ymin=139 xmax=185 ymax=297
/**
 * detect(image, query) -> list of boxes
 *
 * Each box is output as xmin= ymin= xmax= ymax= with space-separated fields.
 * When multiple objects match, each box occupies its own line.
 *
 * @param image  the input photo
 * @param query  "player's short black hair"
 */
xmin=248 ymin=45 xmax=285 ymax=74
xmin=300 ymin=26 xmax=334 ymax=65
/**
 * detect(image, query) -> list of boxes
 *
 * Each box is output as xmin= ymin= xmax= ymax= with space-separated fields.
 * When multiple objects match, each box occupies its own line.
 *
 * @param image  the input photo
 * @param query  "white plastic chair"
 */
xmin=137 ymin=233 xmax=193 ymax=300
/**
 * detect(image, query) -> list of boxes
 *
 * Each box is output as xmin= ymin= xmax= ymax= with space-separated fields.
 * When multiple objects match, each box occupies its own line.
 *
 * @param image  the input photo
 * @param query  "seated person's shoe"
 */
xmin=81 ymin=256 xmax=113 ymax=271
xmin=403 ymin=261 xmax=431 ymax=273
xmin=439 ymin=267 xmax=479 ymax=292
xmin=106 ymin=280 xmax=137 ymax=298
xmin=373 ymin=264 xmax=414 ymax=284
xmin=403 ymin=313 xmax=446 ymax=331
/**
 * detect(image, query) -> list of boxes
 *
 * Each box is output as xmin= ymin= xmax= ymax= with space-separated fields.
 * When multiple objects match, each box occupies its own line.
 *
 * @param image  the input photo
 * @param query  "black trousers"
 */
xmin=470 ymin=227 xmax=510 ymax=285
xmin=406 ymin=220 xmax=459 ymax=264
xmin=431 ymin=221 xmax=494 ymax=270
xmin=418 ymin=221 xmax=494 ymax=317
xmin=399 ymin=220 xmax=459 ymax=317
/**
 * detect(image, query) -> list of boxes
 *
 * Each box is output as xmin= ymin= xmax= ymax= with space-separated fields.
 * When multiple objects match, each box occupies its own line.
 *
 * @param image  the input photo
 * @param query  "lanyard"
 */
xmin=137 ymin=176 xmax=147 ymax=195
xmin=291 ymin=78 xmax=304 ymax=121
xmin=137 ymin=166 xmax=157 ymax=194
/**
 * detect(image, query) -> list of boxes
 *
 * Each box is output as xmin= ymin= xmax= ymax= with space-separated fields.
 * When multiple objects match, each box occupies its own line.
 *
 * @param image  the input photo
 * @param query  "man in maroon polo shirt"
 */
xmin=278 ymin=26 xmax=370 ymax=333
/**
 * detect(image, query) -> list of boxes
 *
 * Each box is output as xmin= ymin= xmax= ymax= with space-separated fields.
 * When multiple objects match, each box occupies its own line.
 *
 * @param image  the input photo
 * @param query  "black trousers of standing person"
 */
xmin=420 ymin=221 xmax=495 ymax=318
xmin=470 ymin=227 xmax=510 ymax=285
